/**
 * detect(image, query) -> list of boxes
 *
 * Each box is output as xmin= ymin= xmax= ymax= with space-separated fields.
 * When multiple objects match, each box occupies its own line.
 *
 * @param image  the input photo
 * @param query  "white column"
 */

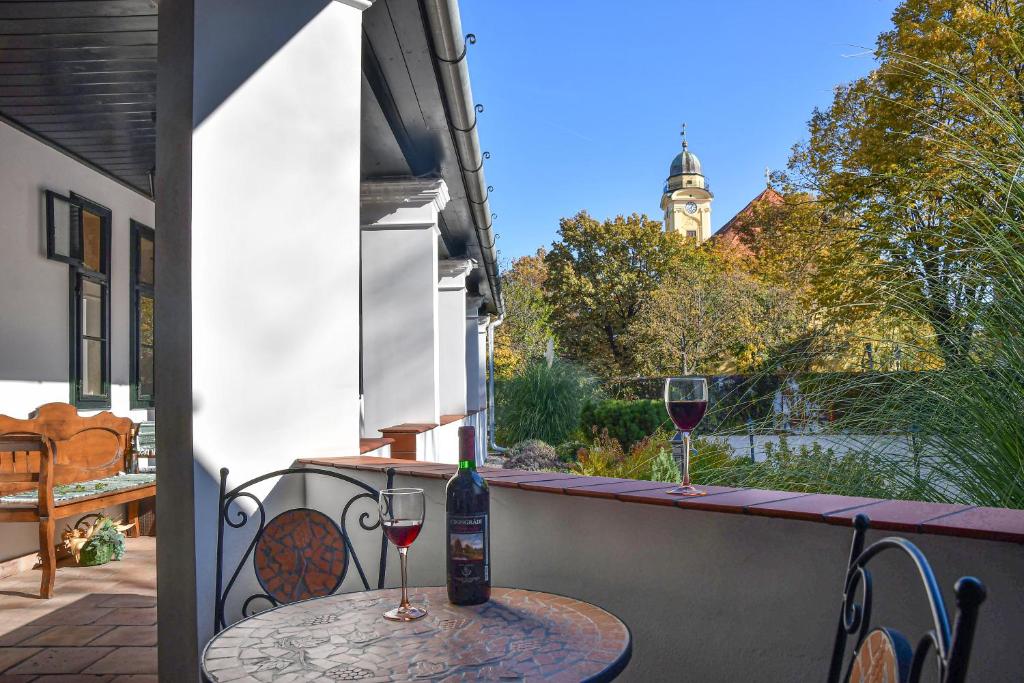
xmin=465 ymin=296 xmax=485 ymax=413
xmin=437 ymin=260 xmax=475 ymax=417
xmin=361 ymin=179 xmax=449 ymax=435
xmin=478 ymin=317 xmax=489 ymax=412
xmin=156 ymin=0 xmax=370 ymax=678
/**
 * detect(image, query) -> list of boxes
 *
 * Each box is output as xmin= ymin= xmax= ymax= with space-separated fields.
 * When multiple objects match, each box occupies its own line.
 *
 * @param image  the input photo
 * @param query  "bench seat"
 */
xmin=0 ymin=403 xmax=154 ymax=597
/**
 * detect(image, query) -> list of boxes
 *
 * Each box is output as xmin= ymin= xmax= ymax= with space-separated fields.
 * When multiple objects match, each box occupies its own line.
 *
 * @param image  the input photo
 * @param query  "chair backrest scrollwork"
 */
xmin=827 ymin=514 xmax=986 ymax=683
xmin=214 ymin=465 xmax=396 ymax=632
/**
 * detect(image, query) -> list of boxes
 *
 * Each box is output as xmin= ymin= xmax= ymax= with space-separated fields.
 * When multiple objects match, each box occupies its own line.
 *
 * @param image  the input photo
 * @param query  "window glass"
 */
xmin=139 ymin=294 xmax=154 ymax=347
xmin=52 ymin=197 xmax=71 ymax=258
xmin=82 ymin=279 xmax=103 ymax=338
xmin=82 ymin=210 xmax=103 ymax=272
xmin=687 ymin=230 xmax=698 ymax=239
xmin=139 ymin=346 xmax=154 ymax=397
xmin=82 ymin=339 xmax=104 ymax=397
xmin=139 ymin=234 xmax=155 ymax=285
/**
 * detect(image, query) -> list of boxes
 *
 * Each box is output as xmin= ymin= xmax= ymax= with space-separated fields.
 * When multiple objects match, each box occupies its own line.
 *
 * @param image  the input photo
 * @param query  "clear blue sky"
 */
xmin=459 ymin=0 xmax=901 ymax=261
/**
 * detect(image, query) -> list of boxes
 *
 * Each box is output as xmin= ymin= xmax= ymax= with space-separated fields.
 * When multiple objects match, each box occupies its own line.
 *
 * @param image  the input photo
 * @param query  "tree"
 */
xmin=625 ymin=252 xmax=805 ymax=376
xmin=788 ymin=0 xmax=1024 ymax=364
xmin=493 ymin=249 xmax=553 ymax=379
xmin=543 ymin=212 xmax=691 ymax=378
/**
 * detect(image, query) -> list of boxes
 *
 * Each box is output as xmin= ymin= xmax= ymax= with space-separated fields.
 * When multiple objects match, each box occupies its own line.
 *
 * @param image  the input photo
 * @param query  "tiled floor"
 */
xmin=0 ymin=537 xmax=156 ymax=683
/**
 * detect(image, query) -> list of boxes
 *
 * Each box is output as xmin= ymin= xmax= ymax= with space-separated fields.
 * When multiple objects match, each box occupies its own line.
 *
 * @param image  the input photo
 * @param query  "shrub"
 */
xmin=496 ymin=359 xmax=597 ymax=445
xmin=579 ymin=400 xmax=670 ymax=451
xmin=503 ymin=440 xmax=563 ymax=472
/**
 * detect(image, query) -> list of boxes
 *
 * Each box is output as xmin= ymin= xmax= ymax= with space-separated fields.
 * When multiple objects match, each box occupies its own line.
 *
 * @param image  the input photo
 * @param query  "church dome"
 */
xmin=670 ymin=149 xmax=702 ymax=177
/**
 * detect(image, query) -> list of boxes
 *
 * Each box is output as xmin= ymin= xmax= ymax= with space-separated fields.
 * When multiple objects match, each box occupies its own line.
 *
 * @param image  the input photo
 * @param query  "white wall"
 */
xmin=0 ymin=121 xmax=155 ymax=421
xmin=156 ymin=1 xmax=368 ymax=678
xmin=0 ymin=122 xmax=155 ymax=564
xmin=304 ymin=468 xmax=1024 ymax=683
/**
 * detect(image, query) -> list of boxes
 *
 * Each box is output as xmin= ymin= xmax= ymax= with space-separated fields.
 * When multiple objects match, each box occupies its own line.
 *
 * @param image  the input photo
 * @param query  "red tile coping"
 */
xmin=440 ymin=414 xmax=465 ymax=426
xmin=359 ymin=437 xmax=395 ymax=454
xmin=300 ymin=457 xmax=1024 ymax=544
xmin=379 ymin=423 xmax=438 ymax=434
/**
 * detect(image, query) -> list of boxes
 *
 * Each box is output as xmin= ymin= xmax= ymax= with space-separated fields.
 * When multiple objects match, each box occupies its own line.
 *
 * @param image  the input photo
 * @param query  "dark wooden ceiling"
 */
xmin=0 ymin=0 xmax=158 ymax=196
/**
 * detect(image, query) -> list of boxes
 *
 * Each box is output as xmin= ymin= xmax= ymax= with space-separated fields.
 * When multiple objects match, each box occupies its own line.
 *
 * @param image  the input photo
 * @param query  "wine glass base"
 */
xmin=666 ymin=485 xmax=707 ymax=496
xmin=383 ymin=605 xmax=427 ymax=622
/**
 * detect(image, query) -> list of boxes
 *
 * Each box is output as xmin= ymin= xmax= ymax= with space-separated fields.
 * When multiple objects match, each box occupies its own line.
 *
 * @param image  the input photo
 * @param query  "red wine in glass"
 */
xmin=383 ymin=519 xmax=422 ymax=548
xmin=667 ymin=400 xmax=708 ymax=432
xmin=378 ymin=488 xmax=427 ymax=621
xmin=664 ymin=377 xmax=709 ymax=496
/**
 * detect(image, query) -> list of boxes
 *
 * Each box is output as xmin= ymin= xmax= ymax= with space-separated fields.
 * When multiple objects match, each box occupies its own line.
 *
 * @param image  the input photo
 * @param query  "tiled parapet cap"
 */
xmin=295 ymin=456 xmax=1024 ymax=545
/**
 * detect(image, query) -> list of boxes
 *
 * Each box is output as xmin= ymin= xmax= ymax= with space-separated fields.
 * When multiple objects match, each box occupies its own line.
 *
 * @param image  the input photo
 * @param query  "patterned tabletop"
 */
xmin=202 ymin=586 xmax=631 ymax=682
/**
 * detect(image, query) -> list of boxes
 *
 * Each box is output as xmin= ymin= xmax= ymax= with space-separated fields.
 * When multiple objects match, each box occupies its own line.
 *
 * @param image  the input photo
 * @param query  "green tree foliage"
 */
xmin=788 ymin=0 xmax=1024 ymax=364
xmin=543 ymin=212 xmax=689 ymax=378
xmin=493 ymin=249 xmax=553 ymax=379
xmin=625 ymin=248 xmax=805 ymax=375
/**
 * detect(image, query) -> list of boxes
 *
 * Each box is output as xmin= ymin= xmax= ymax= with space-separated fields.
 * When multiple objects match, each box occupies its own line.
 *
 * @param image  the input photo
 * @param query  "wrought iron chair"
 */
xmin=214 ymin=465 xmax=395 ymax=632
xmin=828 ymin=514 xmax=986 ymax=683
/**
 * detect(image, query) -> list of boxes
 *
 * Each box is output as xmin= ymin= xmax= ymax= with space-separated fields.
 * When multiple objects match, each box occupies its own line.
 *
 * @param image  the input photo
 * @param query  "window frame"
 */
xmin=64 ymin=193 xmax=112 ymax=409
xmin=130 ymin=220 xmax=156 ymax=409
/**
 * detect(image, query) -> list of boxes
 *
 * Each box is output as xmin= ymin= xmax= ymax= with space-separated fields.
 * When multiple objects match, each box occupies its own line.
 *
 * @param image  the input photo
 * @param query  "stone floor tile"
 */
xmin=6 ymin=647 xmax=113 ymax=675
xmin=22 ymin=625 xmax=115 ymax=647
xmin=0 ymin=648 xmax=40 ymax=673
xmin=0 ymin=674 xmax=37 ymax=683
xmin=95 ymin=596 xmax=155 ymax=609
xmin=88 ymin=626 xmax=156 ymax=648
xmin=92 ymin=609 xmax=156 ymax=627
xmin=0 ymin=624 xmax=49 ymax=646
xmin=82 ymin=648 xmax=157 ymax=676
xmin=109 ymin=676 xmax=158 ymax=683
xmin=32 ymin=676 xmax=113 ymax=682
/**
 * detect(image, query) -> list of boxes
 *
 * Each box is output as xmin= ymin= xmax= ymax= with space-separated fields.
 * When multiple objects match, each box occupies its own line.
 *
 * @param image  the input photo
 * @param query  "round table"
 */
xmin=202 ymin=586 xmax=631 ymax=682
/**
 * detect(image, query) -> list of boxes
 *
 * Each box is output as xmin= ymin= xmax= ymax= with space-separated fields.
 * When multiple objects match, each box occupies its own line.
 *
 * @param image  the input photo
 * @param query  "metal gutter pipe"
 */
xmin=487 ymin=315 xmax=507 ymax=453
xmin=419 ymin=0 xmax=502 ymax=315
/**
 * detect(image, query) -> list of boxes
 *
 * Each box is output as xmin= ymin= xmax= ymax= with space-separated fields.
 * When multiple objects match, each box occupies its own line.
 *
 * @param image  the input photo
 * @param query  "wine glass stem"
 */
xmin=399 ymin=546 xmax=410 ymax=610
xmin=681 ymin=432 xmax=692 ymax=487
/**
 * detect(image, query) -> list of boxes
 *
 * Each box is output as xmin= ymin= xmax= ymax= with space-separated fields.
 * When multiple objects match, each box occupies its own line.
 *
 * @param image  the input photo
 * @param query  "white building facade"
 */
xmin=0 ymin=0 xmax=500 ymax=677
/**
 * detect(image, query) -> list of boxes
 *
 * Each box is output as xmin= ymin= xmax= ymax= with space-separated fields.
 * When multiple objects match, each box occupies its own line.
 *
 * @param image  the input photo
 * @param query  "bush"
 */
xmin=579 ymin=400 xmax=669 ymax=451
xmin=496 ymin=360 xmax=597 ymax=445
xmin=554 ymin=440 xmax=586 ymax=464
xmin=503 ymin=440 xmax=564 ymax=472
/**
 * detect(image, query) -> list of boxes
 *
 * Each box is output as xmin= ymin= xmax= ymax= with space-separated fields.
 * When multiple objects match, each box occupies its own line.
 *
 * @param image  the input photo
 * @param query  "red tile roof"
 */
xmin=712 ymin=186 xmax=784 ymax=255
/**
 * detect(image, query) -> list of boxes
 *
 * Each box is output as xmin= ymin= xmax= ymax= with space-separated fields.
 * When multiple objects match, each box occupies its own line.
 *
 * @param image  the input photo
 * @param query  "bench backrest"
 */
xmin=0 ymin=403 xmax=134 ymax=494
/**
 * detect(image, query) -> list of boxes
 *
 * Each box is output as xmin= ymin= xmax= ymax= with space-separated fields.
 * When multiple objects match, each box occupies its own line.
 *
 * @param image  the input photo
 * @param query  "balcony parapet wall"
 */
xmin=299 ymin=456 xmax=1024 ymax=543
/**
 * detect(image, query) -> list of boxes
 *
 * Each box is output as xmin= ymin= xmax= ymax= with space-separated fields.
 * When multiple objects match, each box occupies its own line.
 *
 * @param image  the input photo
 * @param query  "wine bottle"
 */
xmin=446 ymin=426 xmax=490 ymax=605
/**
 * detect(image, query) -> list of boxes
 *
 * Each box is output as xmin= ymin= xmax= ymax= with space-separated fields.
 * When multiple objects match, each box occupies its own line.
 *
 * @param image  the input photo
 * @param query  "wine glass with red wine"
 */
xmin=378 ymin=488 xmax=427 ymax=621
xmin=664 ymin=376 xmax=709 ymax=496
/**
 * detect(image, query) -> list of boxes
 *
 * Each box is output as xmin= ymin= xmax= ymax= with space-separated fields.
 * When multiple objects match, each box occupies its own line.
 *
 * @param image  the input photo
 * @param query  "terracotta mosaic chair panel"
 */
xmin=827 ymin=514 xmax=986 ymax=683
xmin=214 ymin=465 xmax=396 ymax=632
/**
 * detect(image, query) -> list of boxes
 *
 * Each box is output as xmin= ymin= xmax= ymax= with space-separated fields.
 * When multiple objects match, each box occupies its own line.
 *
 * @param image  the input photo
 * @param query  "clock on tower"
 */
xmin=661 ymin=124 xmax=713 ymax=240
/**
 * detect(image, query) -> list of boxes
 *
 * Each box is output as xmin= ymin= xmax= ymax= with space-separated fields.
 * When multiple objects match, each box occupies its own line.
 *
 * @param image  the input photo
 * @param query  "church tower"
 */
xmin=661 ymin=124 xmax=713 ymax=240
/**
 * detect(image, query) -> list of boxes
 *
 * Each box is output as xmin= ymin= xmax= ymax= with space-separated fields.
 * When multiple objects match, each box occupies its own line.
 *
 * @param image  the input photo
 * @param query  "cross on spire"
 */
xmin=680 ymin=123 xmax=688 ymax=150
xmin=765 ymin=166 xmax=771 ymax=187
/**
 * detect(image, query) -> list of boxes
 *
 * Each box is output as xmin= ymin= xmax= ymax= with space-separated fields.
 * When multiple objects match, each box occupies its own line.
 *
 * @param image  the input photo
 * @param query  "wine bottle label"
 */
xmin=447 ymin=513 xmax=489 ymax=584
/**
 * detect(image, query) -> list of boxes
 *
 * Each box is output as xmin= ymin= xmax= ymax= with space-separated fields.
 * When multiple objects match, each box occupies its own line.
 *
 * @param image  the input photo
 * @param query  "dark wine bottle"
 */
xmin=446 ymin=426 xmax=490 ymax=605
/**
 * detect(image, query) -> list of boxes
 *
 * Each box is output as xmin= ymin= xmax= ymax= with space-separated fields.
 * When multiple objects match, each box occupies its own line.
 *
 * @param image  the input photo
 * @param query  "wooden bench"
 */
xmin=0 ymin=403 xmax=156 ymax=598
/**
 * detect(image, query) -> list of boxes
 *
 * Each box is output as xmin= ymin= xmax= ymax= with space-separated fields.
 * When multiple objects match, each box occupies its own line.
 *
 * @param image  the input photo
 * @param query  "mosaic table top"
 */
xmin=202 ymin=586 xmax=631 ymax=682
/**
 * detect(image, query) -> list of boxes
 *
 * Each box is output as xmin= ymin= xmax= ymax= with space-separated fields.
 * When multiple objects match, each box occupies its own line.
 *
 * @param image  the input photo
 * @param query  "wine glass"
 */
xmin=664 ymin=377 xmax=709 ymax=496
xmin=379 ymin=488 xmax=427 ymax=621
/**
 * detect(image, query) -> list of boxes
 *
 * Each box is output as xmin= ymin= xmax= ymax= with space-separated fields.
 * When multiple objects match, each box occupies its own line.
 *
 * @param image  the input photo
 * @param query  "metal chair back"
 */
xmin=827 ymin=514 xmax=986 ymax=683
xmin=214 ymin=465 xmax=395 ymax=632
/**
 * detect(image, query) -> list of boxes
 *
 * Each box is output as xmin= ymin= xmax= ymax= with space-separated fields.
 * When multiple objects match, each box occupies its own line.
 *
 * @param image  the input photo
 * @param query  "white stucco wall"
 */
xmin=156 ymin=1 xmax=368 ymax=678
xmin=0 ymin=121 xmax=155 ymax=420
xmin=0 ymin=122 xmax=155 ymax=564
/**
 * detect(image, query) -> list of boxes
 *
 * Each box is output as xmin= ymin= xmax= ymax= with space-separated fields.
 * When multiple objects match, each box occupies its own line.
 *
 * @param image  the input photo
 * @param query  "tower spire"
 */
xmin=680 ymin=123 xmax=688 ymax=151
